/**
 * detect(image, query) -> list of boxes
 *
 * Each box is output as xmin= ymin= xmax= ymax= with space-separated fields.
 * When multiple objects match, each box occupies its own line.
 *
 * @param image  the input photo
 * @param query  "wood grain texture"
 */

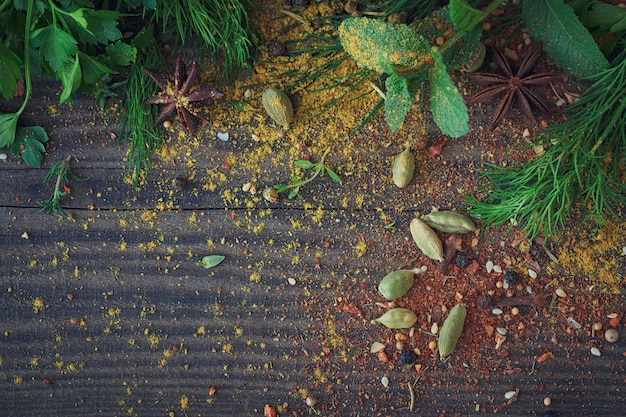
xmin=1 ymin=80 xmax=625 ymax=417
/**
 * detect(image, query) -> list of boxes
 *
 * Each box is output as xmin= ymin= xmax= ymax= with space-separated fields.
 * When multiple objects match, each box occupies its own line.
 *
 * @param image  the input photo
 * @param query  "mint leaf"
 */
xmin=31 ymin=25 xmax=78 ymax=72
xmin=11 ymin=126 xmax=49 ymax=167
xmin=0 ymin=44 xmax=22 ymax=100
xmin=58 ymin=55 xmax=82 ymax=104
xmin=198 ymin=255 xmax=225 ymax=269
xmin=583 ymin=2 xmax=626 ymax=32
xmin=449 ymin=0 xmax=486 ymax=32
xmin=523 ymin=0 xmax=609 ymax=77
xmin=429 ymin=49 xmax=469 ymax=138
xmin=0 ymin=113 xmax=19 ymax=148
xmin=339 ymin=17 xmax=431 ymax=76
xmin=384 ymin=75 xmax=414 ymax=132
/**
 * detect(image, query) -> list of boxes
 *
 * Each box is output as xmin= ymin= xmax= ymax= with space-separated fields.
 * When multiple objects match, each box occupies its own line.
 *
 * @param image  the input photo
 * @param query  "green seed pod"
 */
xmin=262 ymin=88 xmax=293 ymax=129
xmin=378 ymin=269 xmax=416 ymax=300
xmin=410 ymin=218 xmax=444 ymax=261
xmin=392 ymin=147 xmax=415 ymax=188
xmin=438 ymin=304 xmax=467 ymax=360
xmin=421 ymin=210 xmax=476 ymax=234
xmin=371 ymin=308 xmax=417 ymax=329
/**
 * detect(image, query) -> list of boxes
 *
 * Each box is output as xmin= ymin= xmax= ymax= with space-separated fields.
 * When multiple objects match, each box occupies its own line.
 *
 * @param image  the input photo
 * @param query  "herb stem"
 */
xmin=16 ymin=0 xmax=35 ymax=118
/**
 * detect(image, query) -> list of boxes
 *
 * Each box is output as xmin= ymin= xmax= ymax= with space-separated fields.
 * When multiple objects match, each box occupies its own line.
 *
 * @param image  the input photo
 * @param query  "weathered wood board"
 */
xmin=1 ymin=75 xmax=625 ymax=417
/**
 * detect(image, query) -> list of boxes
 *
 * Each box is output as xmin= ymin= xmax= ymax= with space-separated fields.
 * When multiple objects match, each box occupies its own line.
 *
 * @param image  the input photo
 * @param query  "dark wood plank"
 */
xmin=1 ymin=76 xmax=625 ymax=417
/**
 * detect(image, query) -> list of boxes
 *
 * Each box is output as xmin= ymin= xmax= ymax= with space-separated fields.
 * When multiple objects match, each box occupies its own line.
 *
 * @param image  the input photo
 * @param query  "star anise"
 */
xmin=469 ymin=43 xmax=561 ymax=131
xmin=142 ymin=57 xmax=224 ymax=133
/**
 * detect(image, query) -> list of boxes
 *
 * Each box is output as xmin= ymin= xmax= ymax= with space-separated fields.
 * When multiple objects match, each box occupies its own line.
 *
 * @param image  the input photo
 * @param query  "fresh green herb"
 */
xmin=39 ymin=155 xmax=90 ymax=218
xmin=523 ymin=0 xmax=609 ymax=77
xmin=154 ymin=0 xmax=257 ymax=81
xmin=273 ymin=148 xmax=342 ymax=199
xmin=119 ymin=25 xmax=164 ymax=185
xmin=469 ymin=43 xmax=626 ymax=239
xmin=384 ymin=221 xmax=397 ymax=229
xmin=337 ymin=4 xmax=491 ymax=136
xmin=198 ymin=255 xmax=226 ymax=269
xmin=0 ymin=0 xmax=136 ymax=165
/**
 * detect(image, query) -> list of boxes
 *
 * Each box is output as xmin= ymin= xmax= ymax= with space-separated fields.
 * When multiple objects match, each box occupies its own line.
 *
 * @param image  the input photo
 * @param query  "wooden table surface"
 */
xmin=1 ymin=78 xmax=625 ymax=417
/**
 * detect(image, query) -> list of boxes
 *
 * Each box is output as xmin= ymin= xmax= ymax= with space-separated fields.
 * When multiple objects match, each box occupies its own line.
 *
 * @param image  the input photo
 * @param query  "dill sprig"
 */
xmin=154 ymin=0 xmax=257 ymax=80
xmin=39 ymin=155 xmax=89 ymax=218
xmin=119 ymin=26 xmax=165 ymax=186
xmin=468 ymin=43 xmax=626 ymax=239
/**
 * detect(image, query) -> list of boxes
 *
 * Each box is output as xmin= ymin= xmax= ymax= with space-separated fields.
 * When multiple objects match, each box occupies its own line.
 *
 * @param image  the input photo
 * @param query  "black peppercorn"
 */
xmin=268 ymin=40 xmax=286 ymax=57
xmin=455 ymin=253 xmax=469 ymax=269
xmin=173 ymin=176 xmax=188 ymax=191
xmin=476 ymin=294 xmax=492 ymax=309
xmin=503 ymin=270 xmax=520 ymax=286
xmin=399 ymin=349 xmax=415 ymax=365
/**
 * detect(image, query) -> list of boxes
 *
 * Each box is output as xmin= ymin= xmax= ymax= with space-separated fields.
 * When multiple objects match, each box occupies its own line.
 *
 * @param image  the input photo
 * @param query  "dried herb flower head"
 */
xmin=142 ymin=57 xmax=224 ymax=133
xmin=469 ymin=43 xmax=561 ymax=131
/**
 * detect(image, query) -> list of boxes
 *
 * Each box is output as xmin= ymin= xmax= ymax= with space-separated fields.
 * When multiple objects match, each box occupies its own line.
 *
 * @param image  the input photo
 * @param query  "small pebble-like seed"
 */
xmin=605 ymin=329 xmax=619 ymax=343
xmin=495 ymin=280 xmax=503 ymax=289
xmin=287 ymin=277 xmax=296 ymax=286
xmin=370 ymin=342 xmax=385 ymax=353
xmin=607 ymin=312 xmax=618 ymax=319
xmin=431 ymin=323 xmax=439 ymax=335
xmin=593 ymin=322 xmax=602 ymax=331
xmin=555 ymin=288 xmax=567 ymax=298
xmin=544 ymin=397 xmax=552 ymax=406
xmin=511 ymin=307 xmax=520 ymax=316
xmin=242 ymin=182 xmax=252 ymax=192
xmin=486 ymin=260 xmax=494 ymax=273
xmin=395 ymin=341 xmax=404 ymax=351
xmin=381 ymin=376 xmax=389 ymax=388
xmin=492 ymin=308 xmax=503 ymax=315
xmin=493 ymin=265 xmax=502 ymax=274
xmin=0 ymin=153 xmax=7 ymax=160
xmin=528 ymin=269 xmax=537 ymax=279
xmin=590 ymin=347 xmax=601 ymax=356
xmin=496 ymin=327 xmax=508 ymax=335
xmin=163 ymin=120 xmax=172 ymax=128
xmin=305 ymin=396 xmax=316 ymax=407
xmin=622 ymin=246 xmax=626 ymax=256
xmin=504 ymin=390 xmax=517 ymax=400
xmin=428 ymin=340 xmax=437 ymax=350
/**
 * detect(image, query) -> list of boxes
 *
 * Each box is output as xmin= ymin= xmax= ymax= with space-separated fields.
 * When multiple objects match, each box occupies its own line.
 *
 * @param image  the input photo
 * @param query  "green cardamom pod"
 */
xmin=438 ymin=304 xmax=467 ymax=360
xmin=371 ymin=308 xmax=417 ymax=329
xmin=392 ymin=147 xmax=415 ymax=188
xmin=421 ymin=210 xmax=476 ymax=234
xmin=262 ymin=88 xmax=293 ymax=129
xmin=410 ymin=218 xmax=444 ymax=261
xmin=378 ymin=269 xmax=416 ymax=300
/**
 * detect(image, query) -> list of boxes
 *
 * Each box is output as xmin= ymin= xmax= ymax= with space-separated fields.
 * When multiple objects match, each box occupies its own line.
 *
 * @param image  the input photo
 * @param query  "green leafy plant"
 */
xmin=154 ymin=0 xmax=257 ymax=81
xmin=337 ymin=1 xmax=504 ymax=137
xmin=273 ymin=148 xmax=342 ymax=199
xmin=468 ymin=42 xmax=626 ymax=239
xmin=39 ymin=155 xmax=90 ymax=218
xmin=0 ymin=0 xmax=138 ymax=164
